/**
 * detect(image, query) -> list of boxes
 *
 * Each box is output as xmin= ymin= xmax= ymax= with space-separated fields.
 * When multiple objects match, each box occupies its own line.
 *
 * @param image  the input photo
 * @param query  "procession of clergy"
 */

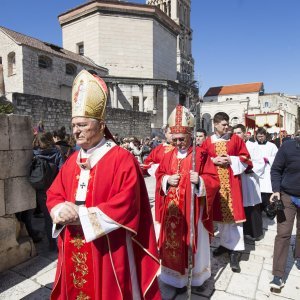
xmin=46 ymin=70 xmax=278 ymax=300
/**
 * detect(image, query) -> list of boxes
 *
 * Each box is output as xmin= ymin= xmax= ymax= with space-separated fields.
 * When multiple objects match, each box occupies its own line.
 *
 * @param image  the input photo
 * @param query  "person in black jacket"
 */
xmin=33 ymin=132 xmax=64 ymax=250
xmin=53 ymin=127 xmax=74 ymax=160
xmin=269 ymin=130 xmax=300 ymax=291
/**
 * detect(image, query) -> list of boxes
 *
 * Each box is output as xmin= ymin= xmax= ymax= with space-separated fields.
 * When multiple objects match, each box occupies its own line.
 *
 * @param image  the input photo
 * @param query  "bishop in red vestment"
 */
xmin=201 ymin=112 xmax=252 ymax=272
xmin=141 ymin=125 xmax=174 ymax=223
xmin=156 ymin=105 xmax=219 ymax=294
xmin=47 ymin=70 xmax=161 ymax=300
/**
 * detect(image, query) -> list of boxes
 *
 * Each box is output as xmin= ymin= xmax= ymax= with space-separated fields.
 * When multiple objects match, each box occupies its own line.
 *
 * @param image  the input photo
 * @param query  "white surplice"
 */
xmin=253 ymin=141 xmax=278 ymax=193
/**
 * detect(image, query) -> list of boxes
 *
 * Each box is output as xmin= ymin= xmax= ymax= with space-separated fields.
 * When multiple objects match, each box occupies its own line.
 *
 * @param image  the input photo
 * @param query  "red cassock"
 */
xmin=201 ymin=134 xmax=252 ymax=223
xmin=143 ymin=144 xmax=174 ymax=167
xmin=47 ymin=147 xmax=161 ymax=300
xmin=142 ymin=143 xmax=174 ymax=222
xmin=155 ymin=146 xmax=219 ymax=274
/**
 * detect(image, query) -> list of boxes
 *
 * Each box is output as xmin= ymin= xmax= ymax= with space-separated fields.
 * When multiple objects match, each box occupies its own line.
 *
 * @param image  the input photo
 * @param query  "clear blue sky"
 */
xmin=1 ymin=0 xmax=299 ymax=96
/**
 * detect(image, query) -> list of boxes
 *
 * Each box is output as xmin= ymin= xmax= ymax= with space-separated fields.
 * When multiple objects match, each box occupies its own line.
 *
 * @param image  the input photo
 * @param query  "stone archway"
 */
xmin=202 ymin=113 xmax=212 ymax=133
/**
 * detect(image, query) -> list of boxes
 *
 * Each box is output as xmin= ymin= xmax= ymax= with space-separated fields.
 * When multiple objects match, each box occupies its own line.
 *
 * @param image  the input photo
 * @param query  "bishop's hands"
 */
xmin=167 ymin=171 xmax=199 ymax=187
xmin=190 ymin=171 xmax=199 ymax=185
xmin=51 ymin=202 xmax=80 ymax=225
xmin=167 ymin=174 xmax=180 ymax=187
xmin=212 ymin=155 xmax=231 ymax=167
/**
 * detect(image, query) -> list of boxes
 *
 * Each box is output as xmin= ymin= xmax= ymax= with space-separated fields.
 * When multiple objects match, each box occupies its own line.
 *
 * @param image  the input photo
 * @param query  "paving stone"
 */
xmin=256 ymin=290 xmax=291 ymax=300
xmin=256 ymin=230 xmax=277 ymax=247
xmin=278 ymin=273 xmax=300 ymax=300
xmin=239 ymin=260 xmax=262 ymax=277
xmin=0 ymin=270 xmax=41 ymax=299
xmin=21 ymin=287 xmax=52 ymax=300
xmin=257 ymin=269 xmax=273 ymax=295
xmin=34 ymin=268 xmax=55 ymax=289
xmin=176 ymin=292 xmax=208 ymax=299
xmin=241 ymin=253 xmax=264 ymax=264
xmin=12 ymin=256 xmax=56 ymax=280
xmin=213 ymin=264 xmax=233 ymax=291
xmin=262 ymin=262 xmax=272 ymax=272
xmin=211 ymin=290 xmax=248 ymax=299
xmin=249 ymin=244 xmax=274 ymax=258
xmin=226 ymin=273 xmax=258 ymax=299
xmin=158 ymin=279 xmax=176 ymax=300
xmin=192 ymin=277 xmax=215 ymax=298
xmin=263 ymin=217 xmax=277 ymax=231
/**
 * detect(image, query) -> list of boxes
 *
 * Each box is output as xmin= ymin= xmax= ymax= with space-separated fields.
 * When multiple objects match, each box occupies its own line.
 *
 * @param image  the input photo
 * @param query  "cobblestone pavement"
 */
xmin=0 ymin=176 xmax=298 ymax=299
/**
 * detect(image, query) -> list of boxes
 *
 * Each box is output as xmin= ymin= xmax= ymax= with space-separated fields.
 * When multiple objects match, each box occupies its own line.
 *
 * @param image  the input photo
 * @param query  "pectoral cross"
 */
xmin=80 ymin=182 xmax=86 ymax=189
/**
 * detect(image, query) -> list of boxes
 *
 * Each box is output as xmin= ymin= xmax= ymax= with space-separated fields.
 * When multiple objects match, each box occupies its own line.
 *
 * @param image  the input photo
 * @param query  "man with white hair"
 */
xmin=46 ymin=70 xmax=161 ymax=300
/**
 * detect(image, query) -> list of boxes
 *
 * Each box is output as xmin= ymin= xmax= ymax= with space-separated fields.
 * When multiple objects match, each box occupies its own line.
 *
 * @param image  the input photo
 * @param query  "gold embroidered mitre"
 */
xmin=168 ymin=105 xmax=194 ymax=134
xmin=72 ymin=70 xmax=108 ymax=120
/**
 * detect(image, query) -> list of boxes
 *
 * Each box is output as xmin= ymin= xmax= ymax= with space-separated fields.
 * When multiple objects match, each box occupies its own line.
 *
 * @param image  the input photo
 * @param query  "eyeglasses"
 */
xmin=172 ymin=137 xmax=185 ymax=142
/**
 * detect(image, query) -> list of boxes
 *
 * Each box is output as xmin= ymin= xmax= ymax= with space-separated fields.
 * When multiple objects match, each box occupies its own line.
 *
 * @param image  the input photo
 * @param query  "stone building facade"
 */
xmin=0 ymin=26 xmax=108 ymax=102
xmin=147 ymin=0 xmax=194 ymax=82
xmin=59 ymin=0 xmax=182 ymax=129
xmin=201 ymin=82 xmax=299 ymax=134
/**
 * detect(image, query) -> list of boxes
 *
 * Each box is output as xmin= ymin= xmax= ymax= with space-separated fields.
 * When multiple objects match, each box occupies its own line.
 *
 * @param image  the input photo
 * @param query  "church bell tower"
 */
xmin=146 ymin=0 xmax=195 ymax=88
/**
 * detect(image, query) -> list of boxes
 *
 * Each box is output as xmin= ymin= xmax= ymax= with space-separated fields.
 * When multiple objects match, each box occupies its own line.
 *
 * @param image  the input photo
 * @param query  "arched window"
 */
xmin=66 ymin=63 xmax=77 ymax=75
xmin=202 ymin=113 xmax=212 ymax=133
xmin=7 ymin=52 xmax=16 ymax=76
xmin=231 ymin=117 xmax=239 ymax=126
xmin=38 ymin=55 xmax=52 ymax=69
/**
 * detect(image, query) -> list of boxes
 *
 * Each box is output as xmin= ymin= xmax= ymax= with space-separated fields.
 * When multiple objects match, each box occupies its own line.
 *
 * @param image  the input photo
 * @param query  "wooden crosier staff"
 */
xmin=187 ymin=102 xmax=200 ymax=299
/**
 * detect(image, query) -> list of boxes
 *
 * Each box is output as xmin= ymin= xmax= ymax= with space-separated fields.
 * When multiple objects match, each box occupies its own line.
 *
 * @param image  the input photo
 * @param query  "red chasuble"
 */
xmin=47 ymin=147 xmax=161 ymax=300
xmin=156 ymin=147 xmax=219 ymax=274
xmin=142 ymin=143 xmax=174 ymax=222
xmin=201 ymin=134 xmax=252 ymax=223
xmin=143 ymin=144 xmax=174 ymax=168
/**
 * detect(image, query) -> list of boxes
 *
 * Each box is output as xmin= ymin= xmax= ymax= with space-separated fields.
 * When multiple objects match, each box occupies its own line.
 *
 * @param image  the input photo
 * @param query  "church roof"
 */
xmin=58 ymin=0 xmax=180 ymax=35
xmin=0 ymin=26 xmax=107 ymax=72
xmin=204 ymin=82 xmax=264 ymax=97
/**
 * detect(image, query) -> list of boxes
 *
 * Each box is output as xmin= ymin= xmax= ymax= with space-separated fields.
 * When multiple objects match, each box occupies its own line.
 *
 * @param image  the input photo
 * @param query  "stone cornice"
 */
xmin=101 ymin=75 xmax=179 ymax=90
xmin=58 ymin=0 xmax=180 ymax=36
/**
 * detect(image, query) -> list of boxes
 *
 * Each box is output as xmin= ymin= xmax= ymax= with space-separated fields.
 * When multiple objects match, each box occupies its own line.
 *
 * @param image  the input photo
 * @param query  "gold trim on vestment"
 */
xmin=131 ymin=238 xmax=160 ymax=298
xmin=215 ymin=141 xmax=234 ymax=222
xmin=132 ymin=237 xmax=160 ymax=264
xmin=106 ymin=235 xmax=123 ymax=299
xmin=70 ymin=233 xmax=85 ymax=249
xmin=76 ymin=291 xmax=91 ymax=300
xmin=88 ymin=212 xmax=104 ymax=237
xmin=69 ymin=233 xmax=90 ymax=299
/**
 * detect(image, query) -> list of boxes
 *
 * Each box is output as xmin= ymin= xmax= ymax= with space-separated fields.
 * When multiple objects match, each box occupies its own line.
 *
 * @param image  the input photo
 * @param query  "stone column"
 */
xmin=163 ymin=86 xmax=168 ymax=127
xmin=113 ymin=83 xmax=118 ymax=108
xmin=153 ymin=86 xmax=158 ymax=114
xmin=0 ymin=65 xmax=5 ymax=97
xmin=139 ymin=84 xmax=144 ymax=112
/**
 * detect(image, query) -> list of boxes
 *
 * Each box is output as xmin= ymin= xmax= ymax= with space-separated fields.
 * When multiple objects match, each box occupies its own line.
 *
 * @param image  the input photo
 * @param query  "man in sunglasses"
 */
xmin=156 ymin=105 xmax=219 ymax=295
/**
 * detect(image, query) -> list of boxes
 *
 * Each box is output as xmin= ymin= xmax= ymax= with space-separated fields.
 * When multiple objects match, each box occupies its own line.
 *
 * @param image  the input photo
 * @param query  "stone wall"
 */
xmin=12 ymin=93 xmax=152 ymax=137
xmin=0 ymin=114 xmax=37 ymax=272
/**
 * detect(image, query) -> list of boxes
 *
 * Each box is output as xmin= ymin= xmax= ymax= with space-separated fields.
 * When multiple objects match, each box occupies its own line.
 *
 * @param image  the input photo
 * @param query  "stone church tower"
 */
xmin=147 ymin=0 xmax=195 ymax=86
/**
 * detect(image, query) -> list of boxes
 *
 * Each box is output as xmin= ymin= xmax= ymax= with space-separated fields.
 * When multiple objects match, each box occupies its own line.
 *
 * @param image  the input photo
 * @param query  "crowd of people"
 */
xmin=18 ymin=71 xmax=299 ymax=299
